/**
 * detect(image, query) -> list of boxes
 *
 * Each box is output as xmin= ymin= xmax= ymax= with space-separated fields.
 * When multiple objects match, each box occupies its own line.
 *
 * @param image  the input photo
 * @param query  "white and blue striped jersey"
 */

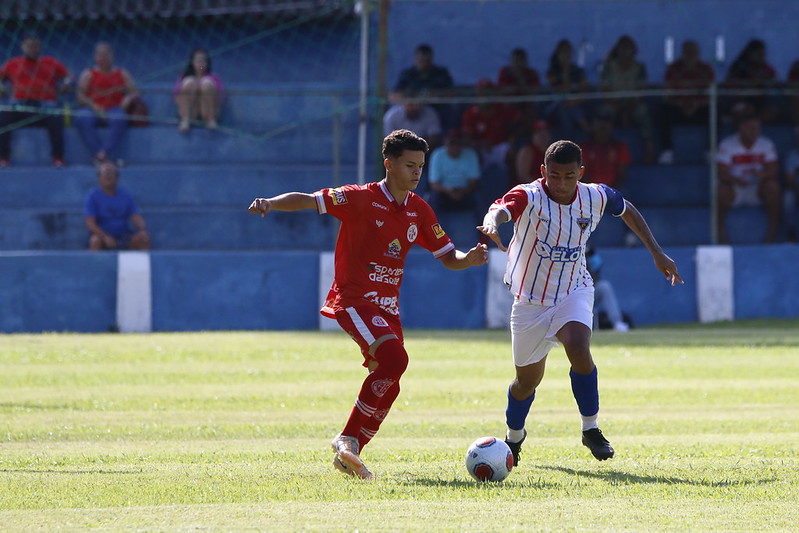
xmin=490 ymin=178 xmax=626 ymax=306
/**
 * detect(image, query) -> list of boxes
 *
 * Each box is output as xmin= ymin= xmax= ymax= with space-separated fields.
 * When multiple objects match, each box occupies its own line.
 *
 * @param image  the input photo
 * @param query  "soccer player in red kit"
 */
xmin=249 ymin=129 xmax=488 ymax=479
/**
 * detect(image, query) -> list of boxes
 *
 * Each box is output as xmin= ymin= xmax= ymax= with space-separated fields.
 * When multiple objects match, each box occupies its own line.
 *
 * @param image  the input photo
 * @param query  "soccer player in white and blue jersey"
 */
xmin=478 ymin=140 xmax=683 ymax=463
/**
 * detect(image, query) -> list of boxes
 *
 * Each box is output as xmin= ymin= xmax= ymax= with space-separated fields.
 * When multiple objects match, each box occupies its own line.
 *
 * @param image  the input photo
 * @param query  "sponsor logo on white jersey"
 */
xmin=535 ymin=241 xmax=582 ymax=262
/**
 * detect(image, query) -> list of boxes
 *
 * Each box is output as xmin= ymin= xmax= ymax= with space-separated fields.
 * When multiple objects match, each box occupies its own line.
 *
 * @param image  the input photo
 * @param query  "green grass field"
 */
xmin=1 ymin=321 xmax=797 ymax=532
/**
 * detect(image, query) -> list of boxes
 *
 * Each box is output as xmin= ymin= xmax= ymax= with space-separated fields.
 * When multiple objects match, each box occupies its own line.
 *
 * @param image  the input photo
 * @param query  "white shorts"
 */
xmin=510 ymin=287 xmax=594 ymax=367
xmin=732 ymin=182 xmax=760 ymax=207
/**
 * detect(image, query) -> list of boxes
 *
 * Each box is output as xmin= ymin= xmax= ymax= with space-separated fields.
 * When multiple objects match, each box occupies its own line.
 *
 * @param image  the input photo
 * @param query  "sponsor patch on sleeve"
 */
xmin=329 ymin=188 xmax=348 ymax=205
xmin=432 ymin=223 xmax=446 ymax=239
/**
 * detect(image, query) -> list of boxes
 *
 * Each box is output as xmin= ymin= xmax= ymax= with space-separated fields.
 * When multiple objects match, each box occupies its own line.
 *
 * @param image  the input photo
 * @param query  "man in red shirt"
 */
xmin=75 ymin=42 xmax=139 ymax=164
xmin=579 ymin=109 xmax=631 ymax=188
xmin=657 ymin=40 xmax=715 ymax=165
xmin=461 ymin=79 xmax=522 ymax=170
xmin=0 ymin=35 xmax=72 ymax=167
xmin=248 ymin=129 xmax=488 ymax=479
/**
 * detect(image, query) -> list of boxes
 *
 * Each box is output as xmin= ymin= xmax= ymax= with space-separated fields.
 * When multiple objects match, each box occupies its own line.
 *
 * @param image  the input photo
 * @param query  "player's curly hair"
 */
xmin=544 ymin=139 xmax=582 ymax=167
xmin=383 ymin=129 xmax=429 ymax=159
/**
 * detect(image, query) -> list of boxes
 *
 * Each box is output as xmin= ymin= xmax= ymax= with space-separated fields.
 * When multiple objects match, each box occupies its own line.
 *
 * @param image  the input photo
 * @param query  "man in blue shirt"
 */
xmin=84 ymin=161 xmax=149 ymax=250
xmin=426 ymin=129 xmax=480 ymax=213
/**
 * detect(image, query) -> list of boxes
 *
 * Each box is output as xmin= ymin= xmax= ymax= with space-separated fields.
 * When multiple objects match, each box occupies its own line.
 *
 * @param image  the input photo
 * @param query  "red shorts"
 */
xmin=332 ymin=301 xmax=404 ymax=367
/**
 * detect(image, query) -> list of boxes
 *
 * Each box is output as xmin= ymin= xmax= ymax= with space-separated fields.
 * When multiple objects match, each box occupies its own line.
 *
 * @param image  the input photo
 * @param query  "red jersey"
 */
xmin=497 ymin=66 xmax=541 ymax=93
xmin=0 ymin=56 xmax=68 ymax=101
xmin=461 ymin=103 xmax=521 ymax=146
xmin=314 ymin=180 xmax=455 ymax=319
xmin=580 ymin=139 xmax=631 ymax=187
xmin=86 ymin=67 xmax=126 ymax=109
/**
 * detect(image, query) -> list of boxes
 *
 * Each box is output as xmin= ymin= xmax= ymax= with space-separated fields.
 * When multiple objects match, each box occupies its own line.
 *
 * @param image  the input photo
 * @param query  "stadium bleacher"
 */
xmin=1 ymin=4 xmax=796 ymax=253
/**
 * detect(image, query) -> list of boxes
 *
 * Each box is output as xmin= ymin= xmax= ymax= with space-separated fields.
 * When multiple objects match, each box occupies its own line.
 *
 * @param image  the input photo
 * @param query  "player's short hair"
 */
xmin=544 ymin=140 xmax=582 ymax=167
xmin=415 ymin=44 xmax=433 ymax=56
xmin=383 ymin=129 xmax=429 ymax=159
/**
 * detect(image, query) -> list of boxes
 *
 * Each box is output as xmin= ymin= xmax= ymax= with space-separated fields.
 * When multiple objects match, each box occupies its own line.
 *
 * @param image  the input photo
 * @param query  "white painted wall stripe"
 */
xmin=696 ymin=245 xmax=734 ymax=323
xmin=318 ymin=251 xmax=338 ymax=330
xmin=486 ymin=248 xmax=514 ymax=329
xmin=116 ymin=251 xmax=152 ymax=333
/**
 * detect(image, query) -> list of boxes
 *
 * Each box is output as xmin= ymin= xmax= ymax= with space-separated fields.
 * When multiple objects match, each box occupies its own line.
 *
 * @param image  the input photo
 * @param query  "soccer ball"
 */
xmin=465 ymin=436 xmax=513 ymax=482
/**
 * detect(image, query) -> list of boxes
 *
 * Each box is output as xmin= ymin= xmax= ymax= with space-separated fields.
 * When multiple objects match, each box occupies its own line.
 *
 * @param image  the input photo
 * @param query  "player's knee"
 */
xmin=373 ymin=338 xmax=409 ymax=379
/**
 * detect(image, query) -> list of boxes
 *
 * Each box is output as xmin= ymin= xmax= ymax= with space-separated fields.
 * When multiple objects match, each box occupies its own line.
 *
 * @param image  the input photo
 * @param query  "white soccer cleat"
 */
xmin=331 ymin=434 xmax=374 ymax=480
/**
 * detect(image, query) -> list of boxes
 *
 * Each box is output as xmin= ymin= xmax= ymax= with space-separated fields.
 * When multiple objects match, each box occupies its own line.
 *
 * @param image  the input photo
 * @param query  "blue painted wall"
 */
xmin=387 ymin=0 xmax=799 ymax=87
xmin=0 ymin=252 xmax=117 ymax=332
xmin=1 ymin=246 xmax=797 ymax=333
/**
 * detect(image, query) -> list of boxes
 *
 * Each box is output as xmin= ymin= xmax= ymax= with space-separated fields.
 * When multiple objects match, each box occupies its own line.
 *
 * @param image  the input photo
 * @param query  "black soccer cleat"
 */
xmin=582 ymin=428 xmax=615 ymax=460
xmin=505 ymin=429 xmax=527 ymax=467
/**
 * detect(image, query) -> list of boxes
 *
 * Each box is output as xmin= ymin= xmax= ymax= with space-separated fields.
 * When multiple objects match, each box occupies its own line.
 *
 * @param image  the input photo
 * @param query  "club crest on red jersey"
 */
xmin=407 ymin=223 xmax=418 ymax=242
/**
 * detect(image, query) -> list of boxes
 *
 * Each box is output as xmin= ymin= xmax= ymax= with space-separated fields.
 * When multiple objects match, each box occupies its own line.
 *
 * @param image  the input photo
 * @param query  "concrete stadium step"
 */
xmin=0 ymin=163 xmax=358 ymax=208
xmin=136 ymin=82 xmax=361 ymax=128
xmin=623 ymin=164 xmax=710 ymax=207
xmin=0 ymin=205 xmax=338 ymax=251
xmin=5 ymin=123 xmax=359 ymax=166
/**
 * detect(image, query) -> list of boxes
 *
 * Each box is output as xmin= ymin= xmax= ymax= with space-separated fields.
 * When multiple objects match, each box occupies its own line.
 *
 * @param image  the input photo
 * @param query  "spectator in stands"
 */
xmin=716 ymin=105 xmax=780 ymax=244
xmin=0 ymin=34 xmax=71 ymax=167
xmin=392 ymin=43 xmax=455 ymax=129
xmin=783 ymin=127 xmax=799 ymax=242
xmin=514 ymin=119 xmax=551 ymax=185
xmin=599 ymin=35 xmax=655 ymax=163
xmin=74 ymin=42 xmax=139 ymax=164
xmin=426 ymin=129 xmax=480 ymax=217
xmin=460 ymin=79 xmax=521 ymax=171
xmin=787 ymin=59 xmax=799 ymax=127
xmin=586 ymin=245 xmax=630 ymax=332
xmin=580 ymin=107 xmax=632 ymax=188
xmin=84 ymin=161 xmax=149 ymax=251
xmin=383 ymin=92 xmax=442 ymax=149
xmin=657 ymin=40 xmax=715 ymax=165
xmin=544 ymin=39 xmax=590 ymax=140
xmin=174 ymin=48 xmax=224 ymax=133
xmin=544 ymin=39 xmax=591 ymax=141
xmin=725 ymin=39 xmax=778 ymax=122
xmin=497 ymin=47 xmax=541 ymax=122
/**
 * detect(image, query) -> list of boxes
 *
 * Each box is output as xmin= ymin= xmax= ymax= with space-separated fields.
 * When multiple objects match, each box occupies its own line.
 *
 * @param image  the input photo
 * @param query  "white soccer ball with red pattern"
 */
xmin=465 ymin=436 xmax=513 ymax=482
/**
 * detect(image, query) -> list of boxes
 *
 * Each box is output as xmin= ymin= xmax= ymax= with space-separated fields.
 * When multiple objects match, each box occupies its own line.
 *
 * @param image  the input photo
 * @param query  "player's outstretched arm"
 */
xmin=248 ymin=192 xmax=316 ymax=217
xmin=438 ymin=243 xmax=489 ymax=271
xmin=477 ymin=208 xmax=510 ymax=252
xmin=620 ymin=200 xmax=684 ymax=286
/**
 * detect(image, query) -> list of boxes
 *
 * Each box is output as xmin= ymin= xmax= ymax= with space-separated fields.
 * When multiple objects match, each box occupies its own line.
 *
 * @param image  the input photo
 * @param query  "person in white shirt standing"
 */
xmin=717 ymin=106 xmax=781 ymax=244
xmin=478 ymin=140 xmax=682 ymax=464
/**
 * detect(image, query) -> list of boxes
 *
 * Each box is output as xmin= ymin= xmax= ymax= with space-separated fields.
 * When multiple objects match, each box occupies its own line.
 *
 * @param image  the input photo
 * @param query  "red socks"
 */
xmin=341 ymin=338 xmax=408 ymax=450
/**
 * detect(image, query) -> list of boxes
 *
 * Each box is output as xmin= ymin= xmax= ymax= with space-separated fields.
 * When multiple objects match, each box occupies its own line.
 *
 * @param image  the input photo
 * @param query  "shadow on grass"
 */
xmin=394 ymin=475 xmax=560 ymax=489
xmin=539 ymin=465 xmax=774 ymax=487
